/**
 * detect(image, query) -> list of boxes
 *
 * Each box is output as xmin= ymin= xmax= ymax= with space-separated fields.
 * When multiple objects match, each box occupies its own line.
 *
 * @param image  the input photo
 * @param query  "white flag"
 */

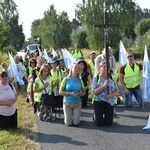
xmin=43 ymin=49 xmax=49 ymax=61
xmin=119 ymin=40 xmax=127 ymax=65
xmin=8 ymin=52 xmax=24 ymax=86
xmin=17 ymin=52 xmax=27 ymax=60
xmin=143 ymin=116 xmax=150 ymax=131
xmin=142 ymin=45 xmax=150 ymax=101
xmin=52 ymin=48 xmax=58 ymax=57
xmin=61 ymin=49 xmax=77 ymax=70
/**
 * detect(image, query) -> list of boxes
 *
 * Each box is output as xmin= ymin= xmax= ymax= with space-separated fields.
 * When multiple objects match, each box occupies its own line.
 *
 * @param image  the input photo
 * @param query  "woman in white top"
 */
xmin=33 ymin=64 xmax=55 ymax=121
xmin=1 ymin=62 xmax=14 ymax=83
xmin=0 ymin=71 xmax=17 ymax=129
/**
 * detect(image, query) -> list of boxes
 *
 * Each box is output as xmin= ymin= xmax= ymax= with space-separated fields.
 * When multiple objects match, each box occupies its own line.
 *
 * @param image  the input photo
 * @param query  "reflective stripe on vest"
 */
xmin=124 ymin=63 xmax=140 ymax=88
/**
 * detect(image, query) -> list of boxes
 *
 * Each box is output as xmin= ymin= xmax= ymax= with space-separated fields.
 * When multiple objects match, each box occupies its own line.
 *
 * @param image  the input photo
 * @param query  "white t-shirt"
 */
xmin=35 ymin=77 xmax=50 ymax=94
xmin=0 ymin=83 xmax=17 ymax=116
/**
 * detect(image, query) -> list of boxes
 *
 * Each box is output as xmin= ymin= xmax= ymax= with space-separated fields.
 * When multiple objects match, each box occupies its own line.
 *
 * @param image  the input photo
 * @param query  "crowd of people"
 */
xmin=0 ymin=44 xmax=143 ymax=129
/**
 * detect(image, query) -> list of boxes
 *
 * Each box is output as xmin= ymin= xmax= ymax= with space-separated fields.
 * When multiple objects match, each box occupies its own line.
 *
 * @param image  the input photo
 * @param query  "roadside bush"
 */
xmin=1 ymin=45 xmax=17 ymax=55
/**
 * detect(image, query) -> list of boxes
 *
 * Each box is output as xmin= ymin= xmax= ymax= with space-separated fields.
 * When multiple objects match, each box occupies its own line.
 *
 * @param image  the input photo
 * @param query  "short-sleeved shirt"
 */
xmin=91 ymin=76 xmax=118 ymax=106
xmin=61 ymin=77 xmax=84 ymax=104
xmin=120 ymin=63 xmax=143 ymax=89
xmin=35 ymin=77 xmax=50 ymax=94
xmin=0 ymin=83 xmax=17 ymax=116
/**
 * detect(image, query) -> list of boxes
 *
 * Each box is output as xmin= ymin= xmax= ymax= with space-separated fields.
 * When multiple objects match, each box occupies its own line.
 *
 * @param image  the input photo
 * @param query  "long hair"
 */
xmin=29 ymin=58 xmax=37 ymax=67
xmin=68 ymin=63 xmax=81 ymax=79
xmin=38 ymin=64 xmax=51 ymax=77
xmin=78 ymin=59 xmax=88 ymax=72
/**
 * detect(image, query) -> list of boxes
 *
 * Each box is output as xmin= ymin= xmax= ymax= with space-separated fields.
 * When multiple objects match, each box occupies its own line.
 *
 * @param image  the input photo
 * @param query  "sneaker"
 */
xmin=51 ymin=116 xmax=56 ymax=121
xmin=134 ymin=104 xmax=142 ymax=107
xmin=45 ymin=116 xmax=51 ymax=121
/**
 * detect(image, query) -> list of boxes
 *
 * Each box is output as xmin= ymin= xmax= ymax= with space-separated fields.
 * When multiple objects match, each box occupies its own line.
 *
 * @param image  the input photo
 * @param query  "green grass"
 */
xmin=0 ymin=86 xmax=40 ymax=150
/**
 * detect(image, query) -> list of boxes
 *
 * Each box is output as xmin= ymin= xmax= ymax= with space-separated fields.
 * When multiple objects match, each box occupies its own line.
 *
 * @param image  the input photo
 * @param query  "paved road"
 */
xmin=37 ymin=101 xmax=150 ymax=150
xmin=37 ymin=78 xmax=150 ymax=150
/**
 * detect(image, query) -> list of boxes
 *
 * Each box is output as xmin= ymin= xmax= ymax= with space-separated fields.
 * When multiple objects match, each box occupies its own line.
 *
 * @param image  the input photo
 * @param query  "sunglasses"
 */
xmin=127 ymin=55 xmax=133 ymax=58
xmin=1 ymin=75 xmax=8 ymax=78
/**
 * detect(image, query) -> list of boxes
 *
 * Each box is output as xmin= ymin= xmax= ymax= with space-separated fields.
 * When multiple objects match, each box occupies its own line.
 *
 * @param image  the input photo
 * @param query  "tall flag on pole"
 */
xmin=143 ymin=116 xmax=150 ymax=131
xmin=43 ymin=49 xmax=49 ymax=61
xmin=119 ymin=40 xmax=127 ymax=65
xmin=52 ymin=48 xmax=58 ymax=58
xmin=8 ymin=52 xmax=24 ymax=86
xmin=142 ymin=45 xmax=150 ymax=101
xmin=61 ymin=49 xmax=77 ymax=70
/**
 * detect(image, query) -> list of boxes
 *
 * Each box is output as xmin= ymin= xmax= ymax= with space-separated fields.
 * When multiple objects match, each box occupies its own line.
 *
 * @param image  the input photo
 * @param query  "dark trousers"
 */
xmin=82 ymin=89 xmax=88 ymax=107
xmin=52 ymin=93 xmax=63 ymax=117
xmin=94 ymin=101 xmax=114 ymax=126
xmin=0 ymin=110 xmax=17 ymax=130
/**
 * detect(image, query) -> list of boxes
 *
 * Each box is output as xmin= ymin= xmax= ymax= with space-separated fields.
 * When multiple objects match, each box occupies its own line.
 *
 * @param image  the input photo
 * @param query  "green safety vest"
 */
xmin=88 ymin=60 xmax=95 ymax=77
xmin=19 ymin=62 xmax=26 ymax=76
xmin=124 ymin=63 xmax=140 ymax=88
xmin=73 ymin=50 xmax=83 ymax=59
xmin=34 ymin=77 xmax=52 ymax=103
xmin=27 ymin=67 xmax=38 ymax=92
xmin=51 ymin=70 xmax=62 ymax=89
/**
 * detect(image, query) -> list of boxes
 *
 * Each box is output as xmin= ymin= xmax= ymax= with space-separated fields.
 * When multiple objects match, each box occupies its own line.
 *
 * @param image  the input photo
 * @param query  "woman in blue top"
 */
xmin=92 ymin=61 xmax=118 ymax=126
xmin=59 ymin=63 xmax=85 ymax=126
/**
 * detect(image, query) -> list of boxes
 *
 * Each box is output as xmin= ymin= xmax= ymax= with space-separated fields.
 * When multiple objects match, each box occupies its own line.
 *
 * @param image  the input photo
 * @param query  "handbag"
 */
xmin=40 ymin=78 xmax=55 ymax=107
xmin=41 ymin=93 xmax=55 ymax=106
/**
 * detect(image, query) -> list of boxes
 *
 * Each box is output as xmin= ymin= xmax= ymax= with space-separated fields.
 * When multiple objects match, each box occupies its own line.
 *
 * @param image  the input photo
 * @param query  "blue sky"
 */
xmin=13 ymin=0 xmax=150 ymax=39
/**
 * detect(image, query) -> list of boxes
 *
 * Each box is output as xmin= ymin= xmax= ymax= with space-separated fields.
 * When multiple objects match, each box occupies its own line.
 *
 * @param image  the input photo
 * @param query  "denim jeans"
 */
xmin=125 ymin=87 xmax=142 ymax=107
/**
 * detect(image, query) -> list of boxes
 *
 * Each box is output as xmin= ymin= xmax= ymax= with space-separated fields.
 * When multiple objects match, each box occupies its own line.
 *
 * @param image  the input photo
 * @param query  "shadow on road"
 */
xmin=38 ymin=132 xmax=88 ymax=146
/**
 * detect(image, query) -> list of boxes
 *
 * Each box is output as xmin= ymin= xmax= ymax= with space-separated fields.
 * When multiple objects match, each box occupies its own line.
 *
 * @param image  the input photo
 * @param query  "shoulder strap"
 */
xmin=80 ymin=50 xmax=83 ymax=57
xmin=63 ymin=77 xmax=68 ymax=85
xmin=39 ymin=78 xmax=48 ymax=93
xmin=9 ymin=83 xmax=13 ymax=90
xmin=97 ymin=75 xmax=101 ymax=84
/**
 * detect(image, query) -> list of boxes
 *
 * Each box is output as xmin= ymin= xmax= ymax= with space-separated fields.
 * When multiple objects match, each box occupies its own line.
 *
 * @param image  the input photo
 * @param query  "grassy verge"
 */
xmin=0 ymin=87 xmax=40 ymax=150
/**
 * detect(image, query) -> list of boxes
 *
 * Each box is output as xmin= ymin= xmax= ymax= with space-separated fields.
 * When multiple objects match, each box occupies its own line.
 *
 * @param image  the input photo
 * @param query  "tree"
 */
xmin=135 ymin=18 xmax=150 ymax=36
xmin=31 ymin=5 xmax=72 ymax=49
xmin=71 ymin=27 xmax=88 ymax=49
xmin=75 ymin=0 xmax=141 ymax=52
xmin=0 ymin=21 xmax=10 ymax=50
xmin=0 ymin=0 xmax=25 ymax=50
xmin=71 ymin=19 xmax=82 ymax=31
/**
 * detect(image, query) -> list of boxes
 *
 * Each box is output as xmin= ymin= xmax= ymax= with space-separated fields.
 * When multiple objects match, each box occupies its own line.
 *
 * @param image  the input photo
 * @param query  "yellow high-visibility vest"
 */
xmin=73 ymin=50 xmax=83 ymax=59
xmin=88 ymin=60 xmax=95 ymax=77
xmin=124 ymin=63 xmax=140 ymax=88
xmin=34 ymin=77 xmax=52 ymax=103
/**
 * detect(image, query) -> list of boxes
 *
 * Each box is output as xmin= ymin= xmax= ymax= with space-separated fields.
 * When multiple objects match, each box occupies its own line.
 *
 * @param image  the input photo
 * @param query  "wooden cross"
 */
xmin=94 ymin=12 xmax=118 ymax=93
